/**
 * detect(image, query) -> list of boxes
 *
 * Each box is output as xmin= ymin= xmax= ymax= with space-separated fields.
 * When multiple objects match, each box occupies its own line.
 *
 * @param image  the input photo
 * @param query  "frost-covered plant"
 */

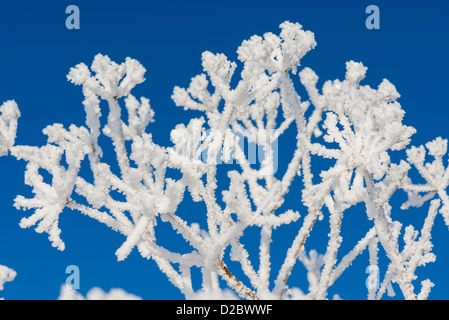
xmin=0 ymin=265 xmax=16 ymax=298
xmin=58 ymin=285 xmax=141 ymax=300
xmin=1 ymin=21 xmax=448 ymax=300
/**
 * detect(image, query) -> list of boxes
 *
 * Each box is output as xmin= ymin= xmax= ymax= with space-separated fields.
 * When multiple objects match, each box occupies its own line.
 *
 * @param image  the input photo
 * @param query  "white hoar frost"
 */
xmin=0 ymin=21 xmax=448 ymax=300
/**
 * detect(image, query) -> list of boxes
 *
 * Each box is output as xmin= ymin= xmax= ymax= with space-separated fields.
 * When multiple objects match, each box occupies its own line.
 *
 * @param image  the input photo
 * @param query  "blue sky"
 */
xmin=0 ymin=0 xmax=448 ymax=299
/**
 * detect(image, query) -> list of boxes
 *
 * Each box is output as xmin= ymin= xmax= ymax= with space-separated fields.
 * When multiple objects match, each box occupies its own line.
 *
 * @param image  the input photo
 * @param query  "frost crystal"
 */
xmin=58 ymin=285 xmax=141 ymax=300
xmin=0 ymin=265 xmax=16 ymax=298
xmin=0 ymin=21 xmax=448 ymax=300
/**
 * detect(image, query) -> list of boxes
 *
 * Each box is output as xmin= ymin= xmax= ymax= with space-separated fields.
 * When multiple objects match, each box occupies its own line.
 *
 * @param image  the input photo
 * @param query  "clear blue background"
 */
xmin=0 ymin=0 xmax=448 ymax=299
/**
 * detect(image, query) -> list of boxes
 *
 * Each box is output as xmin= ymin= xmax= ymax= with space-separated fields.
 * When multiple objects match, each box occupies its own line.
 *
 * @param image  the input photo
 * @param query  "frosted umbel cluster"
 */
xmin=1 ymin=21 xmax=448 ymax=300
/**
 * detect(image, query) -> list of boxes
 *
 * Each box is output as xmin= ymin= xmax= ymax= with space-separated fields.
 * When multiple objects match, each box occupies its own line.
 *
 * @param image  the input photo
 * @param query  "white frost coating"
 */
xmin=1 ymin=21 xmax=449 ymax=300
xmin=58 ymin=285 xmax=141 ymax=300
xmin=0 ymin=100 xmax=20 ymax=157
xmin=0 ymin=265 xmax=16 ymax=295
xmin=190 ymin=287 xmax=238 ymax=300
